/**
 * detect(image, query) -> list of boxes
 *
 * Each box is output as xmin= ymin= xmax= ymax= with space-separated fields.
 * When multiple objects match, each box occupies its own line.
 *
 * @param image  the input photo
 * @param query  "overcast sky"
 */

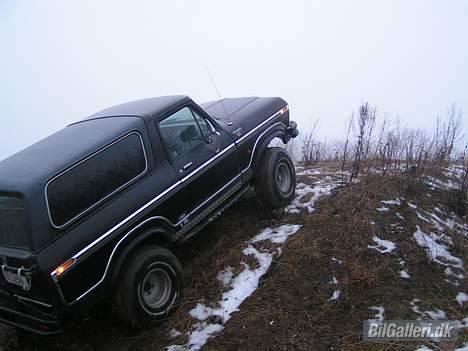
xmin=1 ymin=0 xmax=467 ymax=161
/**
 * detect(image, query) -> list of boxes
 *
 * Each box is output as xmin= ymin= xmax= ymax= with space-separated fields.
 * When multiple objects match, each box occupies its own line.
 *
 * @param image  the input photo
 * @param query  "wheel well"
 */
xmin=108 ymin=225 xmax=174 ymax=289
xmin=252 ymin=129 xmax=288 ymax=174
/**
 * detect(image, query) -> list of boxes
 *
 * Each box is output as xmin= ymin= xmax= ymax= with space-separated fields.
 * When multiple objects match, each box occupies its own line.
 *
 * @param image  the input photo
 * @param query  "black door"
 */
xmin=157 ymin=105 xmax=240 ymax=225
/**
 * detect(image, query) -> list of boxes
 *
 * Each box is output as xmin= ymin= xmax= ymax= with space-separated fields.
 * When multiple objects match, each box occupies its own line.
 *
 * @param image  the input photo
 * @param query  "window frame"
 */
xmin=158 ymin=105 xmax=212 ymax=161
xmin=44 ymin=131 xmax=149 ymax=229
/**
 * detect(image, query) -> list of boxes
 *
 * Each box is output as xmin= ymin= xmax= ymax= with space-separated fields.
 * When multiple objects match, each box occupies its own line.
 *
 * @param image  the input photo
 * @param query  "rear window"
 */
xmin=0 ymin=195 xmax=31 ymax=249
xmin=46 ymin=133 xmax=147 ymax=228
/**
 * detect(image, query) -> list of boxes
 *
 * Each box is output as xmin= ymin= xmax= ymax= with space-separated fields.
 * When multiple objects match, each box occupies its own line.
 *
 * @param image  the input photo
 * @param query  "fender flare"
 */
xmin=107 ymin=220 xmax=174 ymax=289
xmin=250 ymin=123 xmax=289 ymax=173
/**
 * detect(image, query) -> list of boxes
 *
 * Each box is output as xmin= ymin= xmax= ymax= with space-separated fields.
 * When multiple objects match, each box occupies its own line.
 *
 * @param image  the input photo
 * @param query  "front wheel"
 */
xmin=254 ymin=147 xmax=296 ymax=209
xmin=114 ymin=246 xmax=184 ymax=329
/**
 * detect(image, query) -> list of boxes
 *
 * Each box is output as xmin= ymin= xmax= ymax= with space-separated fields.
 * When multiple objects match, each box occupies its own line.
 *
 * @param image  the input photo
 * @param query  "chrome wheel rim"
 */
xmin=276 ymin=163 xmax=291 ymax=193
xmin=140 ymin=268 xmax=172 ymax=309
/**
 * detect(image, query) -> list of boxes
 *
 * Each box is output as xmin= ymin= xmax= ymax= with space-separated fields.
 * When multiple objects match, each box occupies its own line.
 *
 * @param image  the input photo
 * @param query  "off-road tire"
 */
xmin=114 ymin=246 xmax=183 ymax=329
xmin=255 ymin=147 xmax=296 ymax=209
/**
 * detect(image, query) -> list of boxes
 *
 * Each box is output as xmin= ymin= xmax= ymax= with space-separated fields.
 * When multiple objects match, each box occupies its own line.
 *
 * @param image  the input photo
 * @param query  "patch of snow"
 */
xmin=416 ymin=211 xmax=430 ymax=223
xmin=410 ymin=299 xmax=423 ymax=314
xmin=189 ymin=304 xmax=214 ymax=321
xmin=286 ymin=174 xmax=343 ymax=214
xmin=408 ymin=202 xmax=418 ymax=209
xmin=167 ymin=224 xmax=301 ymax=350
xmin=369 ymin=306 xmax=384 ymax=321
xmin=169 ymin=329 xmax=182 ymax=339
xmin=368 ymin=236 xmax=397 ymax=254
xmin=456 ymin=292 xmax=468 ymax=306
xmin=376 ymin=206 xmax=390 ymax=212
xmin=396 ymin=212 xmax=404 ymax=220
xmin=329 ymin=276 xmax=338 ymax=285
xmin=329 ymin=290 xmax=340 ymax=301
xmin=413 ymin=225 xmax=464 ymax=281
xmin=217 ymin=267 xmax=234 ymax=287
xmin=410 ymin=299 xmax=447 ymax=320
xmin=167 ymin=323 xmax=224 ymax=351
xmin=296 ymin=168 xmax=322 ymax=176
xmin=331 ymin=257 xmax=343 ymax=264
xmin=400 ymin=270 xmax=410 ymax=279
xmin=381 ymin=198 xmax=401 ymax=206
xmin=426 ymin=309 xmax=447 ymax=320
xmin=251 ymin=224 xmax=302 ymax=244
xmin=415 ymin=346 xmax=433 ymax=351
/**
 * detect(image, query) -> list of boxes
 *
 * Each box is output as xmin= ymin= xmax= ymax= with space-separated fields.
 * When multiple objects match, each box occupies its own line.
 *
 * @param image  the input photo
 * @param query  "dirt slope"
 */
xmin=2 ymin=164 xmax=466 ymax=351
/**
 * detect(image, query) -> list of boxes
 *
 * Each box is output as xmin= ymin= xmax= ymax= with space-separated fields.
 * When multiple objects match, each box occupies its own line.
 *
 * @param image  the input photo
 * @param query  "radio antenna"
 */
xmin=205 ymin=64 xmax=232 ymax=126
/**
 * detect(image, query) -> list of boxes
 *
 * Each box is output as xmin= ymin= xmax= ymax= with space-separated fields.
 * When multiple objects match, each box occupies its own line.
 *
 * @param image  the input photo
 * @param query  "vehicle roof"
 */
xmin=0 ymin=117 xmax=145 ymax=194
xmin=83 ymin=95 xmax=190 ymax=122
xmin=0 ymin=96 xmax=191 ymax=195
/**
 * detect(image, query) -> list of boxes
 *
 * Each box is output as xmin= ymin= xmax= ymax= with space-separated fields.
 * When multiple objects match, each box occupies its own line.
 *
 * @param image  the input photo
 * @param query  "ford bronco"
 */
xmin=0 ymin=95 xmax=298 ymax=334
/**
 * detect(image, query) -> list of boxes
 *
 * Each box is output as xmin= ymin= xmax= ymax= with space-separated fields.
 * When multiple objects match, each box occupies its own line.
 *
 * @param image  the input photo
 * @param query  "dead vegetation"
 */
xmin=203 ymin=167 xmax=467 ymax=351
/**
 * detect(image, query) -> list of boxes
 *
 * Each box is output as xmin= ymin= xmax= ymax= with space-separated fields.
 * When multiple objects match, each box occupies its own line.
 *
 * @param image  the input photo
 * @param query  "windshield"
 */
xmin=0 ymin=195 xmax=31 ymax=249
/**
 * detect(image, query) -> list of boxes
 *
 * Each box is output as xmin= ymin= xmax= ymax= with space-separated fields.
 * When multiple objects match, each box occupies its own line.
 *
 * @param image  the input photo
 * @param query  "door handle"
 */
xmin=181 ymin=162 xmax=193 ymax=173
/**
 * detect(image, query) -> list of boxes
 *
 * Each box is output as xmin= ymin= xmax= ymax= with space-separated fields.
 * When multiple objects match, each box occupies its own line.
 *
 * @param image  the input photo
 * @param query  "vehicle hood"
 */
xmin=200 ymin=97 xmax=287 ymax=139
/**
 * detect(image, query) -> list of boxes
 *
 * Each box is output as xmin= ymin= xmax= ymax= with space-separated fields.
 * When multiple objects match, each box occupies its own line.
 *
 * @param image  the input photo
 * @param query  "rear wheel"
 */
xmin=254 ymin=147 xmax=296 ymax=209
xmin=114 ymin=246 xmax=183 ymax=329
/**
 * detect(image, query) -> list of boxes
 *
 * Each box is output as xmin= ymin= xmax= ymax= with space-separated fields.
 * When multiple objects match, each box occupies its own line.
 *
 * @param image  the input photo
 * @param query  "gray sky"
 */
xmin=1 ymin=0 xmax=467 ymax=161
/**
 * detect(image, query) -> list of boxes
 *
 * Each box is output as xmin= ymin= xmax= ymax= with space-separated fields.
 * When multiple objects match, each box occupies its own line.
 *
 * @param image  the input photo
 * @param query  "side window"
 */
xmin=46 ymin=133 xmax=147 ymax=228
xmin=159 ymin=107 xmax=208 ymax=159
xmin=192 ymin=110 xmax=212 ymax=137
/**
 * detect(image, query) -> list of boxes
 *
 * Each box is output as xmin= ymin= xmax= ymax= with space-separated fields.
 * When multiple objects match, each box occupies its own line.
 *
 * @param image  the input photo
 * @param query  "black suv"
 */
xmin=0 ymin=95 xmax=298 ymax=334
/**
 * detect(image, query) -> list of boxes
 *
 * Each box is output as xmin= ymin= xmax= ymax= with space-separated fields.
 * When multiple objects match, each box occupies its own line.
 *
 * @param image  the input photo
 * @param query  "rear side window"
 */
xmin=46 ymin=133 xmax=147 ymax=228
xmin=0 ymin=195 xmax=30 ymax=249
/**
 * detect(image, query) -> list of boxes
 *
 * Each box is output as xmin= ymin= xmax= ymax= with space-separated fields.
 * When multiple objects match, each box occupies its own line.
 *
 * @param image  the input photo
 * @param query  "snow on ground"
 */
xmin=250 ymin=224 xmax=302 ymax=244
xmin=286 ymin=167 xmax=344 ymax=214
xmin=400 ymin=270 xmax=410 ymax=279
xmin=410 ymin=299 xmax=447 ymax=320
xmin=328 ymin=290 xmax=340 ymax=301
xmin=399 ymin=259 xmax=411 ymax=279
xmin=376 ymin=206 xmax=390 ymax=212
xmin=296 ymin=168 xmax=322 ymax=176
xmin=331 ymin=257 xmax=343 ymax=264
xmin=415 ymin=346 xmax=434 ymax=351
xmin=368 ymin=236 xmax=397 ymax=254
xmin=426 ymin=176 xmax=458 ymax=190
xmin=456 ymin=292 xmax=468 ymax=306
xmin=167 ymin=224 xmax=302 ymax=350
xmin=381 ymin=198 xmax=402 ymax=206
xmin=328 ymin=275 xmax=340 ymax=301
xmin=369 ymin=306 xmax=384 ymax=321
xmin=412 ymin=226 xmax=464 ymax=283
xmin=286 ymin=182 xmax=336 ymax=214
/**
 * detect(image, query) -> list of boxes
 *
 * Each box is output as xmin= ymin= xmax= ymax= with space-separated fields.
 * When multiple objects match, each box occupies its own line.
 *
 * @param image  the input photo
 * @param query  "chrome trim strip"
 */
xmin=235 ymin=105 xmax=287 ymax=145
xmin=14 ymin=295 xmax=53 ymax=308
xmin=180 ymin=143 xmax=236 ymax=183
xmin=70 ymin=174 xmax=243 ymax=303
xmin=44 ymin=132 xmax=149 ymax=229
xmin=72 ymin=181 xmax=181 ymax=260
xmin=50 ymin=106 xmax=287 ymax=283
xmin=240 ymin=121 xmax=288 ymax=174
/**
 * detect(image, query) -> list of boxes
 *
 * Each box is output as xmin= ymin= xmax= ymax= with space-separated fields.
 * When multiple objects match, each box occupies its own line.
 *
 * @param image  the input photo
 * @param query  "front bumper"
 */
xmin=286 ymin=120 xmax=299 ymax=139
xmin=0 ymin=292 xmax=63 ymax=335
